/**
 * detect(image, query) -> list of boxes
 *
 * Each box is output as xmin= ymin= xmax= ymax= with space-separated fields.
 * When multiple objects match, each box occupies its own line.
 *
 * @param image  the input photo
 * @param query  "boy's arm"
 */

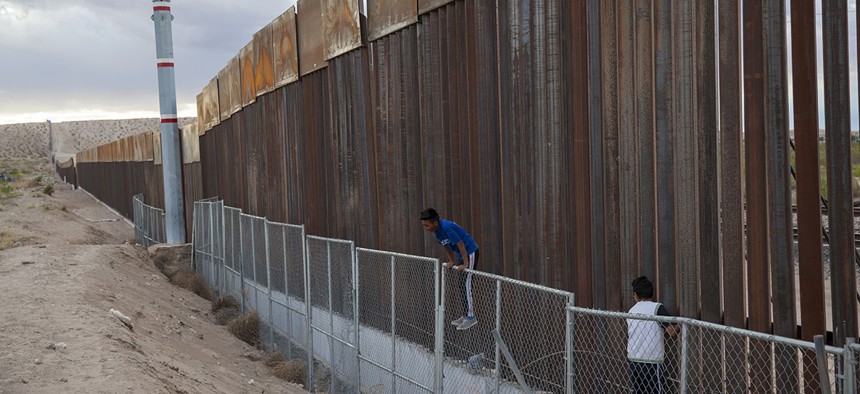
xmin=441 ymin=245 xmax=458 ymax=268
xmin=656 ymin=304 xmax=679 ymax=336
xmin=454 ymin=241 xmax=469 ymax=271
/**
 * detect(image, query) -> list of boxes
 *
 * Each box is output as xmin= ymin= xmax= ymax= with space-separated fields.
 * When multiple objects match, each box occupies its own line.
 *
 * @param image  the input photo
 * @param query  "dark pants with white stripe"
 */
xmin=629 ymin=361 xmax=665 ymax=394
xmin=459 ymin=249 xmax=479 ymax=318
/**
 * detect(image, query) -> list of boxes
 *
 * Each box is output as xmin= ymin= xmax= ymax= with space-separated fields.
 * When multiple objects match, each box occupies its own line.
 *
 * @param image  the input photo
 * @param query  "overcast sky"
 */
xmin=0 ymin=0 xmax=858 ymax=130
xmin=0 ymin=0 xmax=296 ymax=125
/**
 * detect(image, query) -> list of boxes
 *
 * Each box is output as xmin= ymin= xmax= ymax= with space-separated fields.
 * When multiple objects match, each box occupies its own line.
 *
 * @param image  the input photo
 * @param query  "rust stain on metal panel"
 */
xmin=253 ymin=23 xmax=276 ymax=96
xmin=298 ymin=0 xmax=327 ymax=76
xmin=205 ymin=77 xmax=220 ymax=132
xmin=196 ymin=90 xmax=206 ymax=134
xmin=418 ymin=0 xmax=453 ymax=15
xmin=239 ymin=42 xmax=257 ymax=107
xmin=144 ymin=132 xmax=154 ymax=162
xmin=368 ymin=0 xmax=417 ymax=41
xmin=322 ymin=0 xmax=362 ymax=60
xmin=273 ymin=6 xmax=299 ymax=87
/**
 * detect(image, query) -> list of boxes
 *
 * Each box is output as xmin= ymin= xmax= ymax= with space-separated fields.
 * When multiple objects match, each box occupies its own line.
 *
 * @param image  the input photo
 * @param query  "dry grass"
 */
xmin=0 ymin=232 xmax=16 ymax=250
xmin=212 ymin=295 xmax=240 ymax=325
xmin=227 ymin=311 xmax=260 ymax=347
xmin=170 ymin=271 xmax=214 ymax=301
xmin=264 ymin=351 xmax=285 ymax=368
xmin=271 ymin=360 xmax=307 ymax=386
xmin=211 ymin=295 xmax=239 ymax=313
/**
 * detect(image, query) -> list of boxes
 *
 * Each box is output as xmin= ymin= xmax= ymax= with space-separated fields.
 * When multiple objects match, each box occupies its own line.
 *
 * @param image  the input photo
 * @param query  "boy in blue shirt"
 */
xmin=420 ymin=208 xmax=479 ymax=330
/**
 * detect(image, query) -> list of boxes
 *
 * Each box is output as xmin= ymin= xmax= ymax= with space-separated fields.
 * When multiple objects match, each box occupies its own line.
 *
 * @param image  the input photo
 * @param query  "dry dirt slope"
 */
xmin=0 ymin=157 xmax=305 ymax=394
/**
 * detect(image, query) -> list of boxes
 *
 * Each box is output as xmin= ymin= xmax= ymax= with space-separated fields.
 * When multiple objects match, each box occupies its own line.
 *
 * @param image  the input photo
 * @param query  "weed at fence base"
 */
xmin=228 ymin=311 xmax=260 ymax=347
xmin=171 ymin=271 xmax=214 ymax=301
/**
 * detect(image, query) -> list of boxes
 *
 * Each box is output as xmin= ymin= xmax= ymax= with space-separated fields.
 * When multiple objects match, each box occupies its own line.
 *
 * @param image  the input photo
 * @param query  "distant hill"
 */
xmin=0 ymin=118 xmax=195 ymax=161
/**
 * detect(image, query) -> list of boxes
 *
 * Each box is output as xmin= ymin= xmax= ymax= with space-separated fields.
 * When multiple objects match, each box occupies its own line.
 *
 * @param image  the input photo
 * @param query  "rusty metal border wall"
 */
xmin=70 ymin=0 xmax=860 ymax=345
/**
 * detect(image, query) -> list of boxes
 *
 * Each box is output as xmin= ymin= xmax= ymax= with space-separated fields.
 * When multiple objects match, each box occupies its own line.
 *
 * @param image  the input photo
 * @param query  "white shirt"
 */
xmin=627 ymin=301 xmax=665 ymax=363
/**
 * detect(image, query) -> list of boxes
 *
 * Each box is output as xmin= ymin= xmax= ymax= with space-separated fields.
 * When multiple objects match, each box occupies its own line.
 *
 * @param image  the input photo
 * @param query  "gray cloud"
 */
xmin=0 ymin=0 xmax=295 ymax=124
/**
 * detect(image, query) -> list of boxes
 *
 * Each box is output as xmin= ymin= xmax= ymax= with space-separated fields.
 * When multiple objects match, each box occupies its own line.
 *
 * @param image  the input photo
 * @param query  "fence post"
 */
xmin=565 ymin=293 xmax=575 ymax=394
xmin=844 ymin=338 xmax=856 ymax=394
xmin=390 ymin=255 xmax=397 ymax=393
xmin=495 ymin=280 xmax=502 ymax=393
xmin=814 ymin=335 xmax=832 ymax=394
xmin=434 ymin=259 xmax=444 ymax=393
xmin=303 ymin=227 xmax=314 ymax=392
xmin=239 ymin=216 xmax=246 ymax=314
xmin=326 ymin=241 xmax=335 ymax=385
xmin=352 ymin=244 xmax=361 ymax=391
xmin=282 ymin=227 xmax=292 ymax=360
xmin=264 ymin=221 xmax=274 ymax=352
xmin=679 ymin=321 xmax=689 ymax=393
xmin=208 ymin=204 xmax=215 ymax=294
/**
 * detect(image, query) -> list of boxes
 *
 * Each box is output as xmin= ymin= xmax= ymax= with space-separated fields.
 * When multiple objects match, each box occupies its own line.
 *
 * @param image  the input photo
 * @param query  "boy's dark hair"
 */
xmin=631 ymin=276 xmax=654 ymax=299
xmin=419 ymin=208 xmax=440 ymax=221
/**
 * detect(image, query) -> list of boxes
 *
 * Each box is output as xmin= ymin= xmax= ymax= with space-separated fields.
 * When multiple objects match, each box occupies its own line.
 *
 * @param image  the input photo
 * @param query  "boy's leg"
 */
xmin=464 ymin=250 xmax=478 ymax=317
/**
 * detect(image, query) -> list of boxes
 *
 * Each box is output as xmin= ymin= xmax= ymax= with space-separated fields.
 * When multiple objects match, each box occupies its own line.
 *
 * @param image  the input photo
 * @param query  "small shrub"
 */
xmin=60 ymin=205 xmax=67 ymax=212
xmin=227 ymin=311 xmax=260 ymax=347
xmin=170 ymin=271 xmax=214 ymax=301
xmin=34 ymin=175 xmax=43 ymax=183
xmin=214 ymin=306 xmax=240 ymax=326
xmin=264 ymin=352 xmax=285 ymax=368
xmin=211 ymin=295 xmax=240 ymax=313
xmin=272 ymin=360 xmax=307 ymax=386
xmin=1 ymin=184 xmax=14 ymax=194
xmin=42 ymin=184 xmax=54 ymax=196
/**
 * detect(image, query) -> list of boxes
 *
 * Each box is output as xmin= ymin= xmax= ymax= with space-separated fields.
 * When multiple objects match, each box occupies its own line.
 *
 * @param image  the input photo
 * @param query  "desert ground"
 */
xmin=0 ymin=156 xmax=306 ymax=393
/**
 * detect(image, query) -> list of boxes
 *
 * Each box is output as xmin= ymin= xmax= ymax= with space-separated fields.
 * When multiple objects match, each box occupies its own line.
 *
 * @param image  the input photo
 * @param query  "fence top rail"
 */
xmin=568 ymin=306 xmax=844 ymax=354
xmin=306 ymin=234 xmax=353 ymax=244
xmin=266 ymin=220 xmax=304 ymax=230
xmin=356 ymin=247 xmax=439 ymax=263
xmin=239 ymin=212 xmax=267 ymax=221
xmin=458 ymin=265 xmax=574 ymax=298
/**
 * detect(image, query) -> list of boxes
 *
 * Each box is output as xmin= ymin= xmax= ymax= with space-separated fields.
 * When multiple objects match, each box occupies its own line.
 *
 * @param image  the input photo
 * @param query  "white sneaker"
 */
xmin=457 ymin=316 xmax=477 ymax=330
xmin=451 ymin=316 xmax=466 ymax=326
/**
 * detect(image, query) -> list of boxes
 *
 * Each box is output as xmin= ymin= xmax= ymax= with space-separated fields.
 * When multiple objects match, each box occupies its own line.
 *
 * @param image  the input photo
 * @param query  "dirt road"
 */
xmin=0 ymin=157 xmax=306 ymax=393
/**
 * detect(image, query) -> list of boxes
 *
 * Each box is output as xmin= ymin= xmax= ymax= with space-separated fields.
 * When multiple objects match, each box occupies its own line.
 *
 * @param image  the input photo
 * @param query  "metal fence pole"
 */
xmin=434 ymin=259 xmax=444 ymax=393
xmin=326 ymin=241 xmax=335 ymax=385
xmin=239 ymin=216 xmax=246 ymax=314
xmin=208 ymin=204 xmax=215 ymax=294
xmin=844 ymin=338 xmax=856 ymax=394
xmin=814 ymin=335 xmax=832 ymax=394
xmin=303 ymin=227 xmax=315 ymax=392
xmin=265 ymin=222 xmax=274 ymax=352
xmin=495 ymin=279 xmax=502 ymax=393
xmin=282 ymin=227 xmax=292 ymax=360
xmin=565 ymin=293 xmax=575 ymax=394
xmin=352 ymin=244 xmax=361 ymax=390
xmin=390 ymin=255 xmax=397 ymax=393
xmin=679 ymin=321 xmax=689 ymax=393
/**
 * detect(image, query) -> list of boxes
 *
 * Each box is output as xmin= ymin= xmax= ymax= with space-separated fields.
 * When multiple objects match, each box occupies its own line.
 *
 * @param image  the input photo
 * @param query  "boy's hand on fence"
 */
xmin=455 ymin=264 xmax=465 ymax=272
xmin=443 ymin=262 xmax=454 ymax=269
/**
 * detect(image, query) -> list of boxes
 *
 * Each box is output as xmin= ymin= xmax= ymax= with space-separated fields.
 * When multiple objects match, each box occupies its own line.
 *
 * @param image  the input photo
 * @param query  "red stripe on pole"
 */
xmin=153 ymin=6 xmax=170 ymax=11
xmin=156 ymin=62 xmax=175 ymax=68
xmin=160 ymin=118 xmax=178 ymax=123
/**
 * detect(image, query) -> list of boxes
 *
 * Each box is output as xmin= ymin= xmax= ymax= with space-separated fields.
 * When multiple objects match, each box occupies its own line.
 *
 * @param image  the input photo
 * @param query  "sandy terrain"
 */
xmin=0 ymin=118 xmax=195 ymax=162
xmin=0 ymin=157 xmax=306 ymax=394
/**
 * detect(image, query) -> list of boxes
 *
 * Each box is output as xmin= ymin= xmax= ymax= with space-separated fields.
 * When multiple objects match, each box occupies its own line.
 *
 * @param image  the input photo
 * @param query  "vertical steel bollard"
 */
xmin=565 ymin=293 xmax=575 ymax=394
xmin=434 ymin=259 xmax=444 ymax=393
xmin=390 ymin=255 xmax=397 ymax=393
xmin=495 ymin=280 xmax=502 ymax=393
xmin=264 ymin=221 xmax=274 ymax=352
xmin=679 ymin=321 xmax=689 ymax=393
xmin=303 ymin=227 xmax=315 ymax=392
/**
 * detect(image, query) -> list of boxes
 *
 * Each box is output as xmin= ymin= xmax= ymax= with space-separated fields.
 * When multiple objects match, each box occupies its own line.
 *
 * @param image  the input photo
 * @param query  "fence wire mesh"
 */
xmin=568 ymin=306 xmax=853 ymax=394
xmin=187 ymin=198 xmax=860 ymax=394
xmin=132 ymin=193 xmax=165 ymax=247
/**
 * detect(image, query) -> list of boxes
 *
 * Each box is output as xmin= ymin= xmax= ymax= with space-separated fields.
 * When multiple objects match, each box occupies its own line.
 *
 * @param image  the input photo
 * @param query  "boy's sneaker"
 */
xmin=457 ymin=316 xmax=477 ymax=330
xmin=451 ymin=316 xmax=466 ymax=326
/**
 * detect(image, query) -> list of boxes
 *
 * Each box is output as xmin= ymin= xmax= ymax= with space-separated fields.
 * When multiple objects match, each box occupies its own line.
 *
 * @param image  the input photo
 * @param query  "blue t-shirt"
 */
xmin=434 ymin=219 xmax=479 ymax=261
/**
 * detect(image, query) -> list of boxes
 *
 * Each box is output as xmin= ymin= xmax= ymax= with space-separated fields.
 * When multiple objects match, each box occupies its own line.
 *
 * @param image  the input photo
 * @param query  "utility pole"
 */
xmin=151 ymin=0 xmax=186 ymax=244
xmin=46 ymin=119 xmax=53 ymax=165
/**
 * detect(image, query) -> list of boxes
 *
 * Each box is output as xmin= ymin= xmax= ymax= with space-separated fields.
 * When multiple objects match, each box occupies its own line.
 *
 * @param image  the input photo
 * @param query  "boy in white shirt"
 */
xmin=627 ymin=276 xmax=678 ymax=394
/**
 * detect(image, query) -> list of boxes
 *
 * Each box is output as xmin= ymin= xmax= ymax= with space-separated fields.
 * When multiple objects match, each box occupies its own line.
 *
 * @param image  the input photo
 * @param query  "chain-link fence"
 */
xmin=132 ymin=193 xmax=165 ymax=247
xmin=187 ymin=197 xmax=860 ymax=393
xmin=568 ymin=306 xmax=860 ymax=393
